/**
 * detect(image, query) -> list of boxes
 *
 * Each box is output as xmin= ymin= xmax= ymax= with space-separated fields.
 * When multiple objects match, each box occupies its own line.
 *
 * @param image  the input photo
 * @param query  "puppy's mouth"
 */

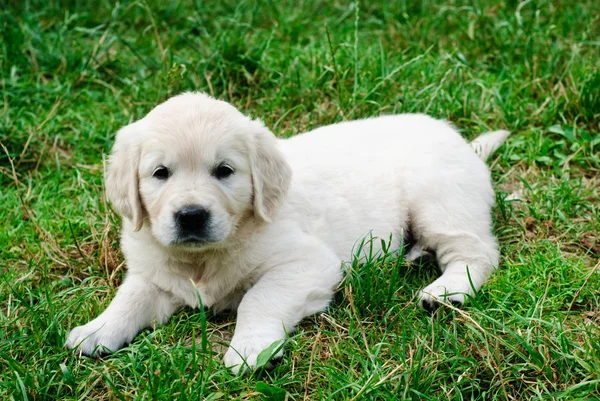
xmin=173 ymin=235 xmax=215 ymax=248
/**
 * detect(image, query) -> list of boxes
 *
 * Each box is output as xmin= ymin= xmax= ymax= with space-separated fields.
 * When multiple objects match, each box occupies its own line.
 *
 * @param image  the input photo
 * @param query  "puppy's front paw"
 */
xmin=418 ymin=277 xmax=472 ymax=312
xmin=223 ymin=333 xmax=284 ymax=375
xmin=65 ymin=319 xmax=130 ymax=357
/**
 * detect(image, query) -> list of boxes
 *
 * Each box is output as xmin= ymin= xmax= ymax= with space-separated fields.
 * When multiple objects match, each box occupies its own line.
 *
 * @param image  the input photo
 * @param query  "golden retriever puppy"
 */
xmin=66 ymin=92 xmax=509 ymax=373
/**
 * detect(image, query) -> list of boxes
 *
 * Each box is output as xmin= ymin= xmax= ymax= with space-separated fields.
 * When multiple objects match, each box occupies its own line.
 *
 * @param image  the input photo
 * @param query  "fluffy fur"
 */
xmin=65 ymin=92 xmax=508 ymax=374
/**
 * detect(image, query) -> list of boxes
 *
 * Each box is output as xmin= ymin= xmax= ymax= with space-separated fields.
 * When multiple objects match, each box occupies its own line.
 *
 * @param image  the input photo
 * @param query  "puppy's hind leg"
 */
xmin=412 ymin=200 xmax=499 ymax=311
xmin=419 ymin=232 xmax=498 ymax=311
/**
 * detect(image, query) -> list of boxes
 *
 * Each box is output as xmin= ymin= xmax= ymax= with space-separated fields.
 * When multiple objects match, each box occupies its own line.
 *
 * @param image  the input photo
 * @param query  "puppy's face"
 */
xmin=106 ymin=93 xmax=291 ymax=250
xmin=139 ymin=125 xmax=253 ymax=248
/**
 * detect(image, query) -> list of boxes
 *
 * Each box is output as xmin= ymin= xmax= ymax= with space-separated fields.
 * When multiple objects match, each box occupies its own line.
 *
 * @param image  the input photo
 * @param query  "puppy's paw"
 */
xmin=405 ymin=243 xmax=426 ymax=262
xmin=223 ymin=333 xmax=284 ymax=375
xmin=418 ymin=277 xmax=472 ymax=312
xmin=65 ymin=319 xmax=130 ymax=357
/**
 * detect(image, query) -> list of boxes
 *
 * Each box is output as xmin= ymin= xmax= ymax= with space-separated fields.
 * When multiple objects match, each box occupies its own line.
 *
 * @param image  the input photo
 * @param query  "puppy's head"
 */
xmin=106 ymin=92 xmax=291 ymax=250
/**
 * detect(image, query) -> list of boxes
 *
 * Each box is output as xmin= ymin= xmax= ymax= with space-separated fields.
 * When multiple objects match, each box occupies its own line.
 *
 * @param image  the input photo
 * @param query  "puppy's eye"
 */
xmin=153 ymin=166 xmax=170 ymax=180
xmin=214 ymin=164 xmax=234 ymax=180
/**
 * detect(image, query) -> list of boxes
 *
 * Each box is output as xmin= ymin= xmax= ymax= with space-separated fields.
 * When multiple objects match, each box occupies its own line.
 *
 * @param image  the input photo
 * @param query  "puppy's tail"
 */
xmin=470 ymin=130 xmax=510 ymax=161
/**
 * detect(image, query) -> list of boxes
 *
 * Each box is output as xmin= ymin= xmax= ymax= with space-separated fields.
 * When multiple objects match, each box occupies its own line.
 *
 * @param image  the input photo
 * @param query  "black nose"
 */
xmin=175 ymin=206 xmax=210 ymax=236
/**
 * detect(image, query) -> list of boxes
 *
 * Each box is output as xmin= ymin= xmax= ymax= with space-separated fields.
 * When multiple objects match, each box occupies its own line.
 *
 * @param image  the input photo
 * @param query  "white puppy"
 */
xmin=66 ymin=92 xmax=508 ymax=373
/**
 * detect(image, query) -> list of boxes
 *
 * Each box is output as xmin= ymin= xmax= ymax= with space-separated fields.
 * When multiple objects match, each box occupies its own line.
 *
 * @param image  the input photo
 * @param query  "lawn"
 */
xmin=1 ymin=0 xmax=599 ymax=399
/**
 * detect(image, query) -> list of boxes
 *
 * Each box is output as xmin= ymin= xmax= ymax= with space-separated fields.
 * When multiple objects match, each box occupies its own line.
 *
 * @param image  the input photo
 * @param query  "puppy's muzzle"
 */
xmin=175 ymin=205 xmax=211 ymax=244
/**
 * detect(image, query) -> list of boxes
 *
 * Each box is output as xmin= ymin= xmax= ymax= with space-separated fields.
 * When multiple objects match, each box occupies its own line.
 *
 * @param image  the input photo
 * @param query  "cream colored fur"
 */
xmin=66 ymin=92 xmax=508 ymax=374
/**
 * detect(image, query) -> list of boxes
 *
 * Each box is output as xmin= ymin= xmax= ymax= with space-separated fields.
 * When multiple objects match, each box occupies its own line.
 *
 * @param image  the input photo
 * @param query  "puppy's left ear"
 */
xmin=249 ymin=121 xmax=292 ymax=222
xmin=105 ymin=122 xmax=145 ymax=231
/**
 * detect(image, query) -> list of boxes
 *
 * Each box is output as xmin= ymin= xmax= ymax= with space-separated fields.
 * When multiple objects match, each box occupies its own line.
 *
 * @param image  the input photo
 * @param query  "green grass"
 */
xmin=1 ymin=0 xmax=599 ymax=399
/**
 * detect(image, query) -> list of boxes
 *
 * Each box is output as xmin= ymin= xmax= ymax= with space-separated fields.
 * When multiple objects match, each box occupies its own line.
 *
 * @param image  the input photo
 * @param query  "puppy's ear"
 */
xmin=249 ymin=122 xmax=292 ymax=222
xmin=105 ymin=122 xmax=145 ymax=231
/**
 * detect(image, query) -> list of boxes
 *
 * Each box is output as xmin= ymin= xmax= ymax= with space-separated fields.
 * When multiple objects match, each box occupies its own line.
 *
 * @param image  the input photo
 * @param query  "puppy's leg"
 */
xmin=418 ymin=232 xmax=498 ymax=310
xmin=65 ymin=274 xmax=182 ymax=356
xmin=405 ymin=242 xmax=436 ymax=264
xmin=413 ymin=199 xmax=499 ymax=310
xmin=223 ymin=242 xmax=342 ymax=374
